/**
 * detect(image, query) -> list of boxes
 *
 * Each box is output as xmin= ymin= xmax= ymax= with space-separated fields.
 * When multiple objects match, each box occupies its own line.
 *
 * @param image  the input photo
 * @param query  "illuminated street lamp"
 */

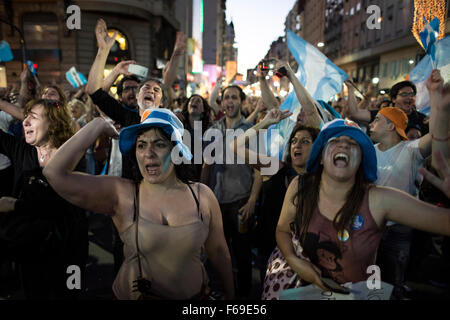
xmin=409 ymin=59 xmax=415 ymax=65
xmin=372 ymin=77 xmax=380 ymax=84
xmin=317 ymin=42 xmax=324 ymax=48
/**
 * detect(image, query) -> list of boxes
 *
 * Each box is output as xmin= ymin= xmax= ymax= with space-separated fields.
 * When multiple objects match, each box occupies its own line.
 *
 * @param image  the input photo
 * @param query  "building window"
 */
xmin=22 ymin=12 xmax=60 ymax=64
xmin=381 ymin=63 xmax=388 ymax=78
xmin=104 ymin=29 xmax=130 ymax=65
xmin=23 ymin=12 xmax=58 ymax=50
xmin=356 ymin=2 xmax=361 ymax=11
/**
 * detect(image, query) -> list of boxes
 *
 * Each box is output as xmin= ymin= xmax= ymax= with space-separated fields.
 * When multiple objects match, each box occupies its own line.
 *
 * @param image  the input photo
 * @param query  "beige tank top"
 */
xmin=112 ymin=184 xmax=209 ymax=300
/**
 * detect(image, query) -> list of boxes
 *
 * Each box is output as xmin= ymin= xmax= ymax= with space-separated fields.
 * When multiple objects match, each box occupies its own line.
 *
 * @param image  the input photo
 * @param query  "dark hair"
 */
xmin=24 ymin=99 xmax=74 ymax=148
xmin=284 ymin=124 xmax=320 ymax=165
xmin=40 ymin=85 xmax=67 ymax=106
xmin=116 ymin=75 xmax=140 ymax=96
xmin=129 ymin=127 xmax=195 ymax=184
xmin=221 ymin=85 xmax=246 ymax=102
xmin=389 ymin=81 xmax=417 ymax=100
xmin=294 ymin=163 xmax=368 ymax=246
xmin=181 ymin=94 xmax=213 ymax=132
xmin=376 ymin=98 xmax=392 ymax=109
xmin=138 ymin=77 xmax=166 ymax=107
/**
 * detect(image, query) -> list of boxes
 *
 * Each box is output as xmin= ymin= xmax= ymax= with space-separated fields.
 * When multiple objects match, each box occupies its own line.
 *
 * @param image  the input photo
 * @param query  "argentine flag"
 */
xmin=410 ymin=18 xmax=449 ymax=115
xmin=267 ymin=30 xmax=348 ymax=160
xmin=66 ymin=66 xmax=87 ymax=89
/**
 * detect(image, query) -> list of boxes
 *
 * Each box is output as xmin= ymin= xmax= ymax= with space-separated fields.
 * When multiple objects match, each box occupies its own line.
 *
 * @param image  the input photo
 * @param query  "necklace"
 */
xmin=38 ymin=147 xmax=50 ymax=163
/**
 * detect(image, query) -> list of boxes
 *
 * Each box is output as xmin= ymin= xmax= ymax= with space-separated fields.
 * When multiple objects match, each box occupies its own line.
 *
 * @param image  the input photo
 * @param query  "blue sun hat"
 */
xmin=306 ymin=119 xmax=377 ymax=182
xmin=119 ymin=108 xmax=193 ymax=160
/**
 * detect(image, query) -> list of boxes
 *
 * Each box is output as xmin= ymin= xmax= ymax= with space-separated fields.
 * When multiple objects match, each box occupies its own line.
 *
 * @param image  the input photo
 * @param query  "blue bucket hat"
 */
xmin=119 ymin=108 xmax=193 ymax=160
xmin=306 ymin=119 xmax=377 ymax=182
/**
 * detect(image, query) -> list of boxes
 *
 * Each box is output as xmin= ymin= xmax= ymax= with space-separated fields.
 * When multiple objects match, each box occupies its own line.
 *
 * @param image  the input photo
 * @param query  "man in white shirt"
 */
xmin=368 ymin=80 xmax=448 ymax=298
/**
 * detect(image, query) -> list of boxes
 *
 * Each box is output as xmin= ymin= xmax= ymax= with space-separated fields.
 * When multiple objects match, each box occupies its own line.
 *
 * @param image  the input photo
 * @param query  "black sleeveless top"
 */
xmin=255 ymin=165 xmax=298 ymax=256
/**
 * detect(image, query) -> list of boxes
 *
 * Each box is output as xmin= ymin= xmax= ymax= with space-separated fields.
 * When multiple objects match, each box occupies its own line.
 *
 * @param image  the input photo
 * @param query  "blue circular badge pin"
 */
xmin=337 ymin=229 xmax=350 ymax=242
xmin=352 ymin=214 xmax=364 ymax=231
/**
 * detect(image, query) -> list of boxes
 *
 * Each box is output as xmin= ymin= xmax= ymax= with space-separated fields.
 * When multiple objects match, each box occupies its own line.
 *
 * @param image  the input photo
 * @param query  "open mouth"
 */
xmin=293 ymin=151 xmax=302 ymax=159
xmin=333 ymin=152 xmax=349 ymax=168
xmin=143 ymin=95 xmax=154 ymax=103
xmin=145 ymin=163 xmax=160 ymax=175
xmin=226 ymin=105 xmax=234 ymax=113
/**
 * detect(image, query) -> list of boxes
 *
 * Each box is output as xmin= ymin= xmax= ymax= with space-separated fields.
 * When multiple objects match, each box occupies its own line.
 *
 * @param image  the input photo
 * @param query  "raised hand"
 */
xmin=113 ymin=60 xmax=137 ymax=76
xmin=95 ymin=19 xmax=118 ymax=50
xmin=262 ymin=108 xmax=292 ymax=126
xmin=426 ymin=69 xmax=443 ymax=93
xmin=173 ymin=31 xmax=187 ymax=55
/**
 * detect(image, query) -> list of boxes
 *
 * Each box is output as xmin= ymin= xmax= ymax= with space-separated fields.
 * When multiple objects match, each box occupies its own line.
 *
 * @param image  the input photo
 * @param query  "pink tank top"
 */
xmin=302 ymin=185 xmax=384 ymax=284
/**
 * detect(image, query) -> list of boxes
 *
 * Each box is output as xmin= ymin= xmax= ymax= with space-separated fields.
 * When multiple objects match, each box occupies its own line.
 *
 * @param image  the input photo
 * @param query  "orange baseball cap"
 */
xmin=378 ymin=107 xmax=408 ymax=140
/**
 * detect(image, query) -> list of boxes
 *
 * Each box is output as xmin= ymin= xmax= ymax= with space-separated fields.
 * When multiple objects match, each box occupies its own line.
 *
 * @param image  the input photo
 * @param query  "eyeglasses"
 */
xmin=123 ymin=86 xmax=139 ymax=93
xmin=397 ymin=92 xmax=415 ymax=97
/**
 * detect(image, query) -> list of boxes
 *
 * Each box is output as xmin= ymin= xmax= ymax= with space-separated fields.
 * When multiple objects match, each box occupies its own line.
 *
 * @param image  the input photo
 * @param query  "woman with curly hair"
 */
xmin=0 ymin=99 xmax=88 ymax=299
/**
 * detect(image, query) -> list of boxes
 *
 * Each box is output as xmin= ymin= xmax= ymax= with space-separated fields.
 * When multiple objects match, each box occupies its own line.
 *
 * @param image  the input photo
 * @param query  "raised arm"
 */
xmin=257 ymin=62 xmax=279 ymax=110
xmin=345 ymin=80 xmax=371 ymax=123
xmin=0 ymin=98 xmax=24 ymax=120
xmin=86 ymin=19 xmax=118 ymax=95
xmin=43 ymin=117 xmax=123 ymax=215
xmin=419 ymin=149 xmax=450 ymax=198
xmin=102 ymin=60 xmax=137 ymax=93
xmin=278 ymin=60 xmax=322 ymax=127
xmin=276 ymin=176 xmax=327 ymax=290
xmin=202 ymin=183 xmax=235 ymax=299
xmin=209 ymin=77 xmax=223 ymax=116
xmin=163 ymin=31 xmax=187 ymax=89
xmin=231 ymin=108 xmax=291 ymax=173
xmin=245 ymin=97 xmax=265 ymax=124
xmin=370 ymin=185 xmax=450 ymax=236
xmin=424 ymin=69 xmax=449 ymax=166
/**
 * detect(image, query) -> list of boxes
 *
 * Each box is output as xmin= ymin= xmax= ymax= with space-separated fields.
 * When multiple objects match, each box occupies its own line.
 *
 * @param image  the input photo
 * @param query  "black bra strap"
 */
xmin=187 ymin=183 xmax=203 ymax=221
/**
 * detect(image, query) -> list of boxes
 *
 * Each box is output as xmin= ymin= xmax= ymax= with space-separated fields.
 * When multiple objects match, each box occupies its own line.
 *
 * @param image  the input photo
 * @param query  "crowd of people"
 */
xmin=0 ymin=18 xmax=449 ymax=300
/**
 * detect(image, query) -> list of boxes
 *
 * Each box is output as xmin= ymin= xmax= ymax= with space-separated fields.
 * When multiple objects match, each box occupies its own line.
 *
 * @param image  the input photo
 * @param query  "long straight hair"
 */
xmin=294 ymin=164 xmax=368 ymax=245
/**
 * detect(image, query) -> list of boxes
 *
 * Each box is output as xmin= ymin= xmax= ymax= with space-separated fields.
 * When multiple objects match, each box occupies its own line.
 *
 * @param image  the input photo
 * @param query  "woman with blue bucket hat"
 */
xmin=44 ymin=108 xmax=235 ymax=300
xmin=275 ymin=118 xmax=450 ymax=294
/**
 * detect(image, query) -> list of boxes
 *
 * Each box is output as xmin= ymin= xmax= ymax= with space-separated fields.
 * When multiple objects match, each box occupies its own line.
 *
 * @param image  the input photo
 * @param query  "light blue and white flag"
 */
xmin=266 ymin=30 xmax=348 ymax=160
xmin=410 ymin=21 xmax=450 ymax=115
xmin=26 ymin=60 xmax=37 ymax=76
xmin=66 ymin=66 xmax=87 ymax=88
xmin=419 ymin=17 xmax=440 ymax=62
xmin=0 ymin=41 xmax=13 ymax=62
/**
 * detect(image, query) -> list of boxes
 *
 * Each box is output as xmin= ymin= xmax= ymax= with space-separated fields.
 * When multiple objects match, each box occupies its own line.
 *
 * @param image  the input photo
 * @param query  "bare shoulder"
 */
xmin=194 ymin=182 xmax=216 ymax=199
xmin=286 ymin=175 xmax=299 ymax=195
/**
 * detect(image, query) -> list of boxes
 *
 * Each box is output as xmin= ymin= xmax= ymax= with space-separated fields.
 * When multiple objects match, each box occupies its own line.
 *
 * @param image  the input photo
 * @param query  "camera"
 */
xmin=259 ymin=59 xmax=275 ymax=72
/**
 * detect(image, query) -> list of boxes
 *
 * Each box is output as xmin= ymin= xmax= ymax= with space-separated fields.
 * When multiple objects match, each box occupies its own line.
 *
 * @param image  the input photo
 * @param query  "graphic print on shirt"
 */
xmin=304 ymin=232 xmax=346 ymax=283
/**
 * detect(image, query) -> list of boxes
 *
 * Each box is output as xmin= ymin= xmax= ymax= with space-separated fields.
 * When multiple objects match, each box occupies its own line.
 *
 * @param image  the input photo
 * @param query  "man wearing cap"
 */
xmin=346 ymin=80 xmax=428 ymax=136
xmin=202 ymin=85 xmax=262 ymax=299
xmin=368 ymin=70 xmax=449 ymax=299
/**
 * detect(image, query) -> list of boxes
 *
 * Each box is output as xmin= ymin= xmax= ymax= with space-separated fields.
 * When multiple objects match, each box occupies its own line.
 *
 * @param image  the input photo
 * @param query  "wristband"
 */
xmin=431 ymin=134 xmax=450 ymax=142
